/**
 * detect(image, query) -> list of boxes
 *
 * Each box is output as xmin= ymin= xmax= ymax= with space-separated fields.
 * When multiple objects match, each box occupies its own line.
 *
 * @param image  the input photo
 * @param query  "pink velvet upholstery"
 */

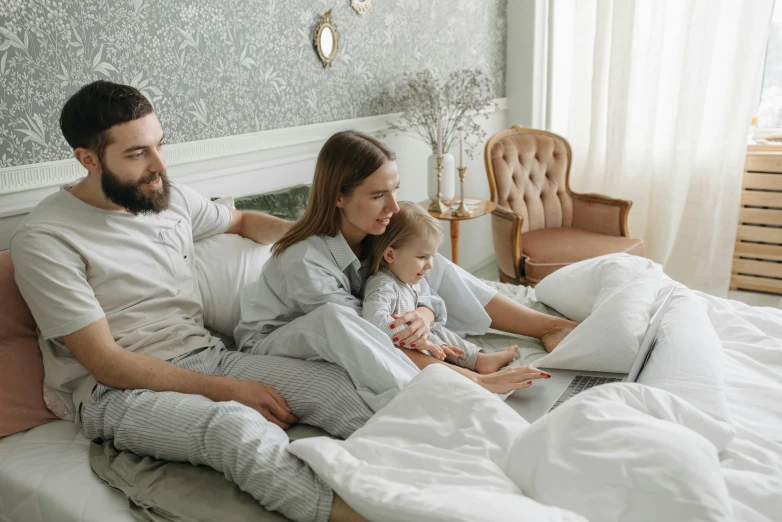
xmin=0 ymin=250 xmax=57 ymax=437
xmin=487 ymin=131 xmax=574 ymax=232
xmin=485 ymin=127 xmax=644 ymax=284
xmin=522 ymin=228 xmax=644 ymax=283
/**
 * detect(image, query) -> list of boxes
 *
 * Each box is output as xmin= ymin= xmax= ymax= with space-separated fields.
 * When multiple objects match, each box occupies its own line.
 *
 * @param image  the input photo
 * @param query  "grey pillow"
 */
xmin=233 ymin=184 xmax=311 ymax=222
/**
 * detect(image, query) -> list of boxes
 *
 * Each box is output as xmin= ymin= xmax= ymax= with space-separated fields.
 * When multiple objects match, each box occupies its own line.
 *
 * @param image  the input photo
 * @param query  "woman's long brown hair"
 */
xmin=272 ymin=130 xmax=396 ymax=257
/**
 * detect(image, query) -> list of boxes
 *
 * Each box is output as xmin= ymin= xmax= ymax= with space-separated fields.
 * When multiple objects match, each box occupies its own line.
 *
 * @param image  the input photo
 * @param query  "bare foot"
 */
xmin=330 ymin=494 xmax=368 ymax=522
xmin=475 ymin=345 xmax=518 ymax=374
xmin=541 ymin=326 xmax=575 ymax=353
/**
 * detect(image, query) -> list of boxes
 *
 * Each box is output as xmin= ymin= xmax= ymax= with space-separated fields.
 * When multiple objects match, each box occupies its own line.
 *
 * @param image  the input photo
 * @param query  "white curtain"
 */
xmin=548 ymin=0 xmax=774 ymax=296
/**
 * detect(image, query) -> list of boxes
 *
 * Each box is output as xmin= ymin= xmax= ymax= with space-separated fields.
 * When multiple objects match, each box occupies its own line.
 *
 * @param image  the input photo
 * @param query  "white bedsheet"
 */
xmin=290 ymin=254 xmax=782 ymax=522
xmin=0 ymin=421 xmax=134 ymax=522
xmin=3 ymin=255 xmax=781 ymax=522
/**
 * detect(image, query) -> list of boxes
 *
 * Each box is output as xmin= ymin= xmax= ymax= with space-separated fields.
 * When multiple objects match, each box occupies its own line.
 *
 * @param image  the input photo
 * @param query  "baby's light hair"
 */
xmin=369 ymin=201 xmax=444 ymax=275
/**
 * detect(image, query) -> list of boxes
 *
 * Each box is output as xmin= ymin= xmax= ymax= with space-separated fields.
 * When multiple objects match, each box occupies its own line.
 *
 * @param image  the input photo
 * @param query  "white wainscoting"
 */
xmin=0 ymin=99 xmax=508 ymax=273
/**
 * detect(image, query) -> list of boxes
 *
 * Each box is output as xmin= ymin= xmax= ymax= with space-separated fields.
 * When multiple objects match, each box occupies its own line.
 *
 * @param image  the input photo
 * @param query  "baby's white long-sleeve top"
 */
xmin=362 ymin=267 xmax=447 ymax=345
xmin=362 ymin=267 xmax=481 ymax=369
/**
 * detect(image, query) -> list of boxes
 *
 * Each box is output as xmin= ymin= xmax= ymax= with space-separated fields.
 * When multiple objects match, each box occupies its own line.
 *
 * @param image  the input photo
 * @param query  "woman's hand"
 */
xmin=473 ymin=365 xmax=550 ymax=394
xmin=390 ymin=306 xmax=434 ymax=349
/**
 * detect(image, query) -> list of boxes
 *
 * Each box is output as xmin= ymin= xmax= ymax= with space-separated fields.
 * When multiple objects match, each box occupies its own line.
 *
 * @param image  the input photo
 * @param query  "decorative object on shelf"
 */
xmin=747 ymin=115 xmax=758 ymax=145
xmin=382 ymin=68 xmax=499 ymax=203
xmin=314 ymin=10 xmax=339 ymax=68
xmin=427 ymin=154 xmax=454 ymax=203
xmin=350 ymin=0 xmax=372 ymax=15
xmin=451 ymin=131 xmax=472 ymax=217
xmin=428 ymin=119 xmax=448 ymax=214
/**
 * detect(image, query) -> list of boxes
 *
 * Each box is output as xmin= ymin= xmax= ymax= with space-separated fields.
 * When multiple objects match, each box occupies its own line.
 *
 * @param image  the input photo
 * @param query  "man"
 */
xmin=11 ymin=80 xmax=370 ymax=522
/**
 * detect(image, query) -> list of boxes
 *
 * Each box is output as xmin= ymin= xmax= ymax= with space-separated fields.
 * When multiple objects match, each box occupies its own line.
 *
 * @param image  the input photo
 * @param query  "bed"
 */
xmin=0 ymin=421 xmax=134 ymax=522
xmin=2 ymin=191 xmax=780 ymax=521
xmin=0 ymin=286 xmax=552 ymax=522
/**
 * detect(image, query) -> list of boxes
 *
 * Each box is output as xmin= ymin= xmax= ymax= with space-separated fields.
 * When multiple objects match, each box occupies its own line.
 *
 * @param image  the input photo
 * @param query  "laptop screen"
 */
xmin=626 ymin=286 xmax=676 ymax=382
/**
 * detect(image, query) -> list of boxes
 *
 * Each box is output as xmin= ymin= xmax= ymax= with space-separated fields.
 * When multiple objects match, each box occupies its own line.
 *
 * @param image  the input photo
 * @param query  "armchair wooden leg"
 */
xmin=499 ymin=270 xmax=519 ymax=285
xmin=498 ymin=270 xmax=536 ymax=287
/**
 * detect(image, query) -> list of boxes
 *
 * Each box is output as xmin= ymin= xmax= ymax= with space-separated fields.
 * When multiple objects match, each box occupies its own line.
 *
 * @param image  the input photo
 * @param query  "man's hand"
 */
xmin=62 ymin=319 xmax=299 ymax=429
xmin=223 ymin=378 xmax=299 ymax=429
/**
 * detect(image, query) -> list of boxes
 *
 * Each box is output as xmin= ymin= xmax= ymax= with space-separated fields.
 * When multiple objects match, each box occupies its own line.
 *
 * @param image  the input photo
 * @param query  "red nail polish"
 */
xmin=393 ymin=337 xmax=399 ymax=342
xmin=390 ymin=324 xmax=396 ymax=329
xmin=541 ymin=372 xmax=551 ymax=378
xmin=399 ymin=342 xmax=405 ymax=347
xmin=527 ymin=381 xmax=533 ymax=385
xmin=411 ymin=344 xmax=416 ymax=348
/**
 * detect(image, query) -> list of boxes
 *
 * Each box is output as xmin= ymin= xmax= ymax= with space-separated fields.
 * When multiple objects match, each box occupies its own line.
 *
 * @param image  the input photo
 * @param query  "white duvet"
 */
xmin=289 ymin=254 xmax=782 ymax=521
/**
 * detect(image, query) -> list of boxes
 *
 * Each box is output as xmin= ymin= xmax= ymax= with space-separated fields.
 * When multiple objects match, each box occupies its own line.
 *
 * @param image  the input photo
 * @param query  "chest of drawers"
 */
xmin=730 ymin=146 xmax=782 ymax=294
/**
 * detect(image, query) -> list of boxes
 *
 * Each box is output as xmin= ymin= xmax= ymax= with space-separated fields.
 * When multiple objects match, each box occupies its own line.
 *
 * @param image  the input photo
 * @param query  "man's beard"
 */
xmin=99 ymin=158 xmax=171 ymax=215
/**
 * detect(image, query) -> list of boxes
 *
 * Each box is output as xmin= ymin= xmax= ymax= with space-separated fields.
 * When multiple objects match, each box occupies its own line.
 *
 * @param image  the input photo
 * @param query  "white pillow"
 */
xmin=194 ymin=234 xmax=271 ymax=337
xmin=637 ymin=287 xmax=732 ymax=423
xmin=535 ymin=253 xmax=657 ymax=322
xmin=532 ymin=265 xmax=662 ymax=373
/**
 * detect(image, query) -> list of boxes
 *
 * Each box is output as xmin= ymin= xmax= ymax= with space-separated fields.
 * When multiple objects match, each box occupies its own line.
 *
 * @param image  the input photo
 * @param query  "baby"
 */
xmin=363 ymin=201 xmax=518 ymax=373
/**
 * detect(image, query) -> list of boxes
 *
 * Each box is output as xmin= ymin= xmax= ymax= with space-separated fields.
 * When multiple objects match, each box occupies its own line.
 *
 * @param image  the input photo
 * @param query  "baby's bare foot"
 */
xmin=475 ymin=345 xmax=518 ymax=374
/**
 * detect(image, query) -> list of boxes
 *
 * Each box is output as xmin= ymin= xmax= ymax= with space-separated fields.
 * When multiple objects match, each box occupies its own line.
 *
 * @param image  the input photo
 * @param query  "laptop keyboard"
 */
xmin=547 ymin=375 xmax=623 ymax=413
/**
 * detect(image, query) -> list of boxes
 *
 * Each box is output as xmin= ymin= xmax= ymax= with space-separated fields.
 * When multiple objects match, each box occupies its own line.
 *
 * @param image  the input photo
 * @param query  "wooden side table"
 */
xmin=419 ymin=197 xmax=496 ymax=265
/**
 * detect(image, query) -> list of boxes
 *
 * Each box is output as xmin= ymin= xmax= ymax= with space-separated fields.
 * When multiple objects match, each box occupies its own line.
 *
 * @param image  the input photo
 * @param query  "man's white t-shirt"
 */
xmin=10 ymin=179 xmax=232 ymax=422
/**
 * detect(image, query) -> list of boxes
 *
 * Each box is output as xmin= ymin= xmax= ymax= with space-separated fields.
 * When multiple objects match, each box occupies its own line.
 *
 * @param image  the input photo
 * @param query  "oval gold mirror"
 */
xmin=314 ymin=10 xmax=339 ymax=68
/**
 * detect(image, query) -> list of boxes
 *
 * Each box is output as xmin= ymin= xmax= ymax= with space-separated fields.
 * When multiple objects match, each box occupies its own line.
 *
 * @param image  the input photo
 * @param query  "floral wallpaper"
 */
xmin=0 ymin=0 xmax=507 ymax=168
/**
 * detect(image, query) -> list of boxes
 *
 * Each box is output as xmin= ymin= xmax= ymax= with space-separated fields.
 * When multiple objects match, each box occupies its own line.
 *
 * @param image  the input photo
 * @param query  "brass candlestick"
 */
xmin=451 ymin=166 xmax=473 ymax=217
xmin=428 ymin=155 xmax=448 ymax=214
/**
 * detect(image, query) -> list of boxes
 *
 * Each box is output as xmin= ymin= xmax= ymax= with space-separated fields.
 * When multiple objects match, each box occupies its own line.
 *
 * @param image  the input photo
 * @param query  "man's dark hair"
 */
xmin=59 ymin=80 xmax=154 ymax=159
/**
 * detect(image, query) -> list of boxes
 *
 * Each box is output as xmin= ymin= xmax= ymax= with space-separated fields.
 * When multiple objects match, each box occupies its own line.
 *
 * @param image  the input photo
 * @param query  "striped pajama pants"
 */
xmin=81 ymin=344 xmax=374 ymax=522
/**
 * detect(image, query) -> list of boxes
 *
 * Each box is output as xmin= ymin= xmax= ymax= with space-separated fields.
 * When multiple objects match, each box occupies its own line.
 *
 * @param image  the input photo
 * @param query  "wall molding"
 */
xmin=0 ymin=98 xmax=508 ymax=200
xmin=506 ymin=0 xmax=548 ymax=128
xmin=0 ymin=152 xmax=322 ymax=219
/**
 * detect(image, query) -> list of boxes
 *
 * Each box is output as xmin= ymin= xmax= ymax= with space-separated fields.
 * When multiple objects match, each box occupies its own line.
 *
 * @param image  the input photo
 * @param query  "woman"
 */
xmin=235 ymin=130 xmax=577 ymax=412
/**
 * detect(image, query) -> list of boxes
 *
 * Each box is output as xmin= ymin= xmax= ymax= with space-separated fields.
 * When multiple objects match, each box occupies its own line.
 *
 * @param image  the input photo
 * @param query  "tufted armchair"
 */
xmin=485 ymin=127 xmax=644 ymax=285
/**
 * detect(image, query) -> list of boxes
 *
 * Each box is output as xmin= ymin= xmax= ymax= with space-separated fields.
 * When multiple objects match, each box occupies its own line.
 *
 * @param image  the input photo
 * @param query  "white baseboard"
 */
xmin=465 ymin=254 xmax=498 ymax=277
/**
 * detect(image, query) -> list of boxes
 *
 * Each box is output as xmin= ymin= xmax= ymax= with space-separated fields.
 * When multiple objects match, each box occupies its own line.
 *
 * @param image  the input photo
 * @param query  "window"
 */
xmin=756 ymin=2 xmax=782 ymax=130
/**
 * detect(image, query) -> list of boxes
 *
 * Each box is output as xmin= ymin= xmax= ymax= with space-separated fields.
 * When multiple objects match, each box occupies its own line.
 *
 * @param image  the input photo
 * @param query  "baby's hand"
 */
xmin=418 ymin=341 xmax=464 ymax=361
xmin=440 ymin=344 xmax=464 ymax=359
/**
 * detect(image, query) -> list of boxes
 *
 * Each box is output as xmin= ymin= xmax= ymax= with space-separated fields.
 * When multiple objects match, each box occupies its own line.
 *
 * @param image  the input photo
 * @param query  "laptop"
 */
xmin=508 ymin=286 xmax=675 ymax=423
